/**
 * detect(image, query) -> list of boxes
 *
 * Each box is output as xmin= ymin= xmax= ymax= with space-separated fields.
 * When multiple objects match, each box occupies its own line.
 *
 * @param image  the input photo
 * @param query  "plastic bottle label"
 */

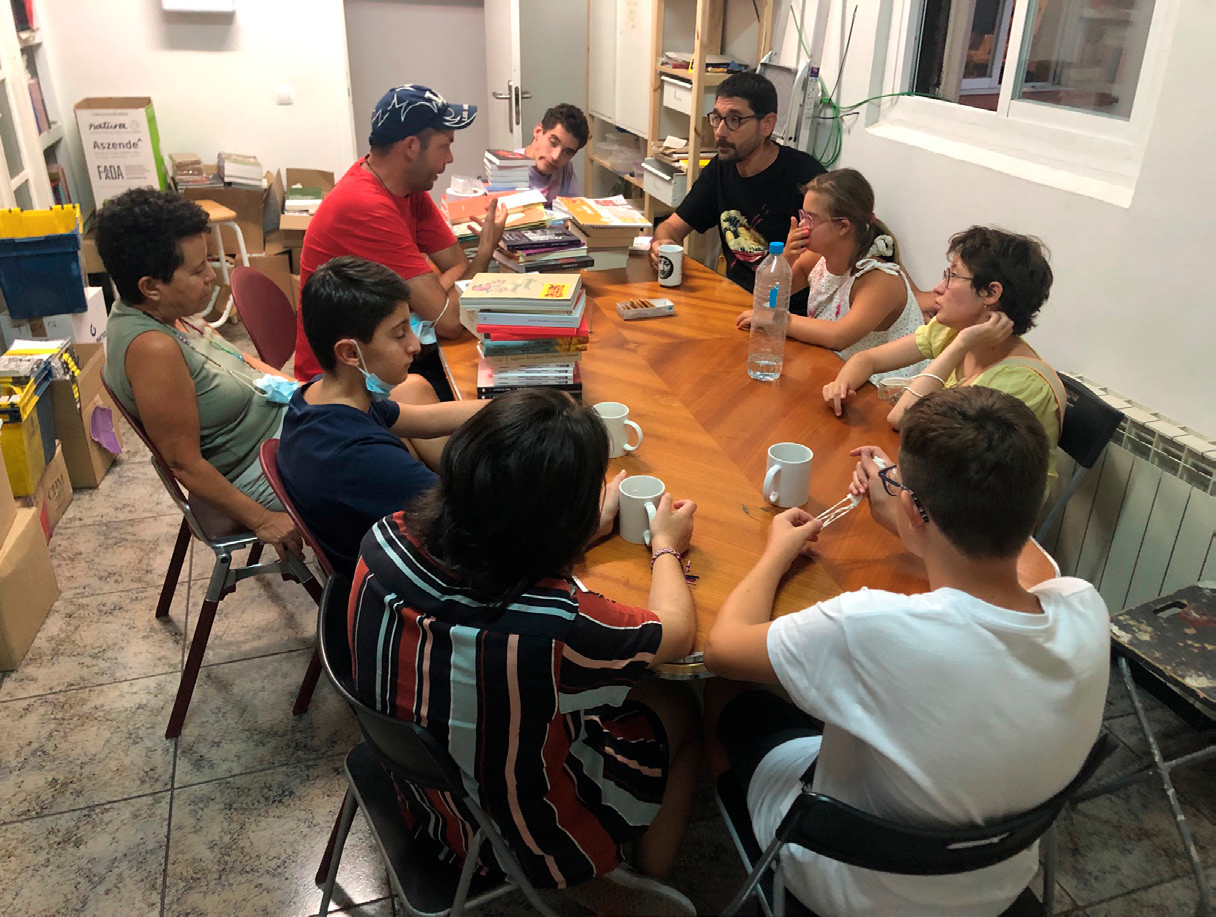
xmin=768 ymin=285 xmax=778 ymax=309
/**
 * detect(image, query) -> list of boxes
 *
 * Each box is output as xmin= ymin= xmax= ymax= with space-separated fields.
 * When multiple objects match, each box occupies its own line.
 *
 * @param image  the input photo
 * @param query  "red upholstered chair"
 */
xmin=230 ymin=266 xmax=298 ymax=370
xmin=102 ymin=379 xmax=323 ymax=738
xmin=258 ymin=438 xmax=336 ymax=579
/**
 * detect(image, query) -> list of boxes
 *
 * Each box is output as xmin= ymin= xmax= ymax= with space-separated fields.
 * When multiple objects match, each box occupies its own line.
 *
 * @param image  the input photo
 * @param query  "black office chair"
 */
xmin=314 ymin=575 xmax=559 ymax=917
xmin=715 ymin=732 xmax=1116 ymax=917
xmin=1037 ymin=376 xmax=1123 ymax=542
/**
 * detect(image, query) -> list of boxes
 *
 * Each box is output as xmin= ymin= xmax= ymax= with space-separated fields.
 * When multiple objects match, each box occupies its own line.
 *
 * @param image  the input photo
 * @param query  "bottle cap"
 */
xmin=769 ymin=241 xmax=784 ymax=254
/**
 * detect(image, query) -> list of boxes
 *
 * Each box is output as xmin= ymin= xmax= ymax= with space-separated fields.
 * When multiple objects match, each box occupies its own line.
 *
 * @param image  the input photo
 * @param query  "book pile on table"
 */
xmin=484 ymin=149 xmax=532 ymax=190
xmin=494 ymin=226 xmax=593 ymax=274
xmin=555 ymin=195 xmax=649 ymax=271
xmin=459 ymin=273 xmax=588 ymax=399
xmin=217 ymin=151 xmax=265 ymax=188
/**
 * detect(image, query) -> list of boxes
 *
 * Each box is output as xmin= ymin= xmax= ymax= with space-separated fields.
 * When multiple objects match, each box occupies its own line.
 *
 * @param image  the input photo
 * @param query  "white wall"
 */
xmin=773 ymin=0 xmax=1216 ymax=436
xmin=344 ymin=0 xmax=489 ymax=202
xmin=39 ymin=0 xmax=358 ymax=215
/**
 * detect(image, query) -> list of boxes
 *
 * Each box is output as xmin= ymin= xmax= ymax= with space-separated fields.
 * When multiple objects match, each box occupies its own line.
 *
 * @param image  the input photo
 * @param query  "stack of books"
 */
xmin=285 ymin=184 xmax=325 ymax=214
xmin=494 ymin=227 xmax=592 ymax=274
xmin=217 ymin=151 xmax=265 ymax=188
xmin=659 ymin=50 xmax=742 ymax=73
xmin=168 ymin=153 xmax=221 ymax=188
xmin=555 ymin=195 xmax=649 ymax=271
xmin=459 ymin=273 xmax=589 ymax=399
xmin=484 ymin=149 xmax=532 ymax=190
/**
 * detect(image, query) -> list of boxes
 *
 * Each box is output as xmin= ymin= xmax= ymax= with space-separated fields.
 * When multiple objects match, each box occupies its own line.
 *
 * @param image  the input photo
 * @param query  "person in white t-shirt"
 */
xmin=702 ymin=386 xmax=1110 ymax=917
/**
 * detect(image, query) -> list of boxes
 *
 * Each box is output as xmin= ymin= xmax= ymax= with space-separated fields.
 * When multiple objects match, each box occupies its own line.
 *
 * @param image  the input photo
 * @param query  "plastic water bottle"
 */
xmin=747 ymin=241 xmax=792 ymax=381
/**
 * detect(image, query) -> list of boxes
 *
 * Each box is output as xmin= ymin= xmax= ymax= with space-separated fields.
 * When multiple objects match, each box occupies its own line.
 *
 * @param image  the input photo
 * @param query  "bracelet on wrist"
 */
xmin=650 ymin=547 xmax=698 ymax=584
xmin=913 ymin=371 xmax=946 ymax=387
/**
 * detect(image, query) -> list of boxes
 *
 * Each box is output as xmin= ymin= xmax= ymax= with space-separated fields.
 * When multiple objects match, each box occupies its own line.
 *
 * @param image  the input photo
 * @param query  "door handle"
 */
xmin=513 ymin=84 xmax=522 ymax=126
xmin=520 ymin=90 xmax=533 ymax=100
xmin=491 ymin=90 xmax=510 ymax=99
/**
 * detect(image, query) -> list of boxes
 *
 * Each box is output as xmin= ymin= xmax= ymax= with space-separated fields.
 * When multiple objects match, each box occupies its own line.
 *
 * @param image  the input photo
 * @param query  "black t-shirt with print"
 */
xmin=676 ymin=143 xmax=825 ymax=316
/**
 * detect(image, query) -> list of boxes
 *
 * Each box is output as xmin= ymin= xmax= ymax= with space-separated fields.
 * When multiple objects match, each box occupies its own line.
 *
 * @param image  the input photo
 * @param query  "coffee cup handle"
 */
xmin=642 ymin=501 xmax=657 ymax=546
xmin=623 ymin=420 xmax=643 ymax=453
xmin=764 ymin=465 xmax=781 ymax=504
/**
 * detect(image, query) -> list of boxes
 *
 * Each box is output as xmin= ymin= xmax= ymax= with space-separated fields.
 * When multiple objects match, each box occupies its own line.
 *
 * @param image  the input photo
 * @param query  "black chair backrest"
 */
xmin=318 ymin=575 xmax=471 ymax=797
xmin=780 ymin=732 xmax=1116 ymax=876
xmin=1058 ymin=376 xmax=1122 ymax=470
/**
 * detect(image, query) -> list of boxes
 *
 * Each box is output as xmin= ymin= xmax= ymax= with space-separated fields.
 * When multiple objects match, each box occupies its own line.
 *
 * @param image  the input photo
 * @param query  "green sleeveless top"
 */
xmin=104 ymin=300 xmax=285 ymax=479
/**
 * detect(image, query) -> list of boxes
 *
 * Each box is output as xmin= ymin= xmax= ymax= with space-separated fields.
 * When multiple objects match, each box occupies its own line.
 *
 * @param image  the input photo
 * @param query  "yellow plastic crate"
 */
xmin=0 ymin=383 xmax=47 ymax=497
xmin=0 ymin=205 xmax=81 ymax=239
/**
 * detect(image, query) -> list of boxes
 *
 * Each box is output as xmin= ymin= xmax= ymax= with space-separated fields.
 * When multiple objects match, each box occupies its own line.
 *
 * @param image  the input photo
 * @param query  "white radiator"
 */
xmin=1041 ymin=375 xmax=1216 ymax=612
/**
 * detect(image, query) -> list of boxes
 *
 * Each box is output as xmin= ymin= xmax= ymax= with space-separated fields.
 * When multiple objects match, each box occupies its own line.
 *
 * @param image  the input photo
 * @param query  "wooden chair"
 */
xmin=102 ymin=379 xmax=323 ymax=738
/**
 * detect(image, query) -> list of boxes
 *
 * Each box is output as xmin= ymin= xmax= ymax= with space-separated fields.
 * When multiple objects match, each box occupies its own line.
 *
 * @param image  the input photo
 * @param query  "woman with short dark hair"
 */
xmin=349 ymin=388 xmax=703 ymax=914
xmin=822 ymin=226 xmax=1065 ymax=493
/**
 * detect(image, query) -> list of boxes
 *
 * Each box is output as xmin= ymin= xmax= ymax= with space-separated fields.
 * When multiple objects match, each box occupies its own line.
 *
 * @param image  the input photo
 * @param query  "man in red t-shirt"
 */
xmin=293 ymin=84 xmax=507 ymax=383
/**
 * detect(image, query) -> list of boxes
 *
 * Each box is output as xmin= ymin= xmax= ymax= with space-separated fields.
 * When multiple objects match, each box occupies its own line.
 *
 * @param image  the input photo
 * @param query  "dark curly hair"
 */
xmin=540 ymin=103 xmax=589 ymax=149
xmin=404 ymin=388 xmax=609 ymax=604
xmin=95 ymin=188 xmax=209 ymax=305
xmin=947 ymin=226 xmax=1052 ymax=335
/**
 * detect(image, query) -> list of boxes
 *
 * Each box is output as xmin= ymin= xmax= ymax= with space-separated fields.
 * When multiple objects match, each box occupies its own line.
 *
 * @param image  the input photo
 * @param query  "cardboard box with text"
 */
xmin=0 ymin=507 xmax=59 ymax=670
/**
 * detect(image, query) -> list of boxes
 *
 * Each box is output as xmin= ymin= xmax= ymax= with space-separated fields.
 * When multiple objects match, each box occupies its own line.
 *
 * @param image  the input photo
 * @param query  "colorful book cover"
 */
xmin=461 ymin=273 xmax=581 ymax=305
xmin=556 ymin=195 xmax=649 ymax=229
xmin=477 ymin=294 xmax=586 ymax=329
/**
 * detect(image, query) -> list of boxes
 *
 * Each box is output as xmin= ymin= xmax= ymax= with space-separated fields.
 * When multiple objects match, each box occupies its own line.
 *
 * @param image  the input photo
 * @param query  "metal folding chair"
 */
xmin=231 ymin=266 xmax=298 ymax=370
xmin=715 ymin=733 xmax=1115 ymax=917
xmin=1037 ymin=376 xmax=1123 ymax=541
xmin=313 ymin=575 xmax=558 ymax=917
xmin=1075 ymin=584 xmax=1215 ymax=916
xmin=102 ymin=379 xmax=323 ymax=738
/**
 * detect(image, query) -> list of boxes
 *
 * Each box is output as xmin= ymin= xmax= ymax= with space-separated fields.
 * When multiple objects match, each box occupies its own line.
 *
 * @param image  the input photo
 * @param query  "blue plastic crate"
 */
xmin=0 ymin=232 xmax=88 ymax=319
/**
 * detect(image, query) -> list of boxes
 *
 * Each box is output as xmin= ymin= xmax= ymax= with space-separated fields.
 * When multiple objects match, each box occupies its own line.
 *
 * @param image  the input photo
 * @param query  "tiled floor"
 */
xmin=1 ymin=328 xmax=1213 ymax=916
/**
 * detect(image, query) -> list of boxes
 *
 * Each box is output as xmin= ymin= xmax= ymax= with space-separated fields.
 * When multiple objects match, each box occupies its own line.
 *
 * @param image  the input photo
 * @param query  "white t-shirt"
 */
xmin=750 ymin=578 xmax=1110 ymax=917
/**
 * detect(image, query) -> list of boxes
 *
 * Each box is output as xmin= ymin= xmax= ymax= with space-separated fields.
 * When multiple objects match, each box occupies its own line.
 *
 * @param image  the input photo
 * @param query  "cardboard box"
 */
xmin=0 ymin=507 xmax=60 ymax=671
xmin=74 ymin=97 xmax=168 ymax=206
xmin=19 ymin=442 xmax=71 ymax=540
xmin=81 ymin=228 xmax=104 ymax=274
xmin=278 ymin=168 xmax=335 ymax=232
xmin=49 ymin=341 xmax=122 ymax=488
xmin=181 ymin=166 xmax=280 ymax=254
xmin=22 ymin=286 xmax=108 ymax=349
xmin=0 ymin=443 xmax=16 ymax=545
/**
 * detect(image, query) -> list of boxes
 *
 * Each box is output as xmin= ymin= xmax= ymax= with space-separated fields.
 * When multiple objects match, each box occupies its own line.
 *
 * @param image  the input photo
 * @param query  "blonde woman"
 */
xmin=735 ymin=168 xmax=926 ymax=382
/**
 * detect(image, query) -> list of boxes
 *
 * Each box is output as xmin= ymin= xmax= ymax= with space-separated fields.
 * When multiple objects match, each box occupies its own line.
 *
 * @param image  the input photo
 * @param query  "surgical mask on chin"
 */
xmin=354 ymin=343 xmax=394 ymax=401
xmin=253 ymin=374 xmax=300 ymax=405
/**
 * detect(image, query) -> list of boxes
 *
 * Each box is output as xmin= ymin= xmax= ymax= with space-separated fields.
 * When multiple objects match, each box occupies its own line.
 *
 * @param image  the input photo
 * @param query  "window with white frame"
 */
xmin=867 ymin=0 xmax=1176 ymax=203
xmin=912 ymin=0 xmax=1157 ymax=119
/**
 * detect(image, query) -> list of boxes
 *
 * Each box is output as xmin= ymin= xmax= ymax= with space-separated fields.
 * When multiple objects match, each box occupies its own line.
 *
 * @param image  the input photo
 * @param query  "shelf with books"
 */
xmin=588 ymin=152 xmax=644 ymax=190
xmin=656 ymin=65 xmax=731 ymax=87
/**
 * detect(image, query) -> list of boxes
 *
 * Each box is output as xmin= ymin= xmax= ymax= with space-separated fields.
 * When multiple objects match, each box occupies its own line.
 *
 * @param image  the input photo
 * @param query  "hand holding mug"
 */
xmin=650 ymin=493 xmax=696 ymax=554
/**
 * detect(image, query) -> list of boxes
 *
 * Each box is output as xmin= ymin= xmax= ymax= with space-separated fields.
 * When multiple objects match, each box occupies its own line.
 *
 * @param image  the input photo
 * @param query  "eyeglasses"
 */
xmin=707 ymin=112 xmax=762 ymax=131
xmin=799 ymin=209 xmax=844 ymax=231
xmin=941 ymin=268 xmax=974 ymax=286
xmin=878 ymin=465 xmax=930 ymax=523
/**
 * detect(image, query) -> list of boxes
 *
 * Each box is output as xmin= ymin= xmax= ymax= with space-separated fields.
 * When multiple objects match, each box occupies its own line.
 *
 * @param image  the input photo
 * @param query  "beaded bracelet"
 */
xmin=650 ymin=547 xmax=698 ymax=583
xmin=914 ymin=371 xmax=947 ymax=387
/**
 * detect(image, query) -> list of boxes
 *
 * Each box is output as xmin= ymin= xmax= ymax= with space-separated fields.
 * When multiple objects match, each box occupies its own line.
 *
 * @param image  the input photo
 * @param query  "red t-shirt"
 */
xmin=292 ymin=158 xmax=457 ymax=381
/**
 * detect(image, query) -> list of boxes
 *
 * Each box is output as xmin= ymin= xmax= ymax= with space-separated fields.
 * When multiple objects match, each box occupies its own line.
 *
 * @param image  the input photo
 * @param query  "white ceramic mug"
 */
xmin=619 ymin=475 xmax=665 ymax=545
xmin=594 ymin=401 xmax=644 ymax=458
xmin=657 ymin=244 xmax=684 ymax=287
xmin=764 ymin=442 xmax=813 ymax=508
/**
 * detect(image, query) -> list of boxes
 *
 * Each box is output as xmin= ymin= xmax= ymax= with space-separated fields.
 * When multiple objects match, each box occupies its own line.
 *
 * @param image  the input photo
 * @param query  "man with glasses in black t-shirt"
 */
xmin=649 ymin=71 xmax=825 ymax=316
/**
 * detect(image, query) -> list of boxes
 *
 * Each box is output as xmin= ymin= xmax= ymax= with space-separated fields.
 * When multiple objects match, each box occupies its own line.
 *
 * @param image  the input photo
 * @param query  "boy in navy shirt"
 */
xmin=278 ymin=256 xmax=482 ymax=576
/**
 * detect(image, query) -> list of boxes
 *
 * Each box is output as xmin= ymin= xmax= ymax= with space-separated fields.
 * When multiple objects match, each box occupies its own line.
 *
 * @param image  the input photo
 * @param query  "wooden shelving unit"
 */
xmin=585 ymin=0 xmax=774 ymax=224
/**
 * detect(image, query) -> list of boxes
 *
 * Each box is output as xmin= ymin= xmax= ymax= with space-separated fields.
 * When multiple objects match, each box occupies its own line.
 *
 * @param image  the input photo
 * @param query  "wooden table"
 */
xmin=441 ymin=258 xmax=931 ymax=661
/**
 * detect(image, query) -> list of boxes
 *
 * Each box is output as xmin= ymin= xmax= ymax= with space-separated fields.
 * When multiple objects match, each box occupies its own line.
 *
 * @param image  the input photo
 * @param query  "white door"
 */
xmin=483 ymin=0 xmax=524 ymax=149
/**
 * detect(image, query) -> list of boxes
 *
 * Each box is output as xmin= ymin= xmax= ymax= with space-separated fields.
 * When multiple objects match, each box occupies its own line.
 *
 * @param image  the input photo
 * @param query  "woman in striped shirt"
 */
xmin=349 ymin=388 xmax=702 ymax=914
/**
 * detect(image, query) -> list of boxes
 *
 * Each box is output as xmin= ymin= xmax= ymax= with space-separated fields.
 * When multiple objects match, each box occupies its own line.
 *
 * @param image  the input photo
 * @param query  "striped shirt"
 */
xmin=349 ymin=513 xmax=668 ymax=888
